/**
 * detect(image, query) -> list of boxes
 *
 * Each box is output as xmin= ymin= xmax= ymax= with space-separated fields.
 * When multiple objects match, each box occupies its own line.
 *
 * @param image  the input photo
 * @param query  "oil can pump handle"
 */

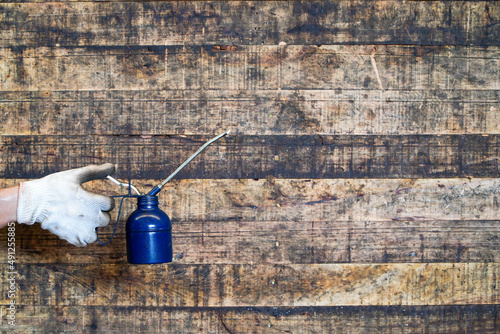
xmin=147 ymin=130 xmax=230 ymax=196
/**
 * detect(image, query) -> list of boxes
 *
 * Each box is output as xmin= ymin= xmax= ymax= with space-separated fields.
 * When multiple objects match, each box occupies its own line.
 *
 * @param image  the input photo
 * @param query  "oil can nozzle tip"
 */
xmin=147 ymin=130 xmax=230 ymax=196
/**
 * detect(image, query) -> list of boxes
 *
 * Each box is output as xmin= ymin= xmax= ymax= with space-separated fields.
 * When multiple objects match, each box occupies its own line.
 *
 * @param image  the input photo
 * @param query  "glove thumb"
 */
xmin=73 ymin=163 xmax=116 ymax=184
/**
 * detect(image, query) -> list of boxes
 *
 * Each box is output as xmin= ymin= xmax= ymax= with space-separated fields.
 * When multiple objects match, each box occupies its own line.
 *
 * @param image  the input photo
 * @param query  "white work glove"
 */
xmin=17 ymin=163 xmax=115 ymax=247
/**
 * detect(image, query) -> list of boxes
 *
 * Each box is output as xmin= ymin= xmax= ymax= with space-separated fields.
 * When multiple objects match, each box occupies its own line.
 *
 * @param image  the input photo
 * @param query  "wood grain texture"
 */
xmin=1 ymin=45 xmax=498 ymax=136
xmin=2 ymin=45 xmax=499 ymax=92
xmin=1 ymin=89 xmax=498 ymax=136
xmin=0 ymin=2 xmax=498 ymax=47
xmin=1 ymin=219 xmax=498 ymax=265
xmin=1 ymin=263 xmax=498 ymax=307
xmin=3 ymin=305 xmax=499 ymax=334
xmin=0 ymin=0 xmax=499 ymax=331
xmin=0 ymin=178 xmax=498 ymax=265
xmin=5 ymin=177 xmax=500 ymax=223
xmin=1 ymin=135 xmax=499 ymax=179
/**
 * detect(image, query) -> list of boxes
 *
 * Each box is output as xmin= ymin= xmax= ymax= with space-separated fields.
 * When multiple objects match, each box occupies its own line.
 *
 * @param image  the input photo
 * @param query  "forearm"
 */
xmin=0 ymin=186 xmax=18 ymax=228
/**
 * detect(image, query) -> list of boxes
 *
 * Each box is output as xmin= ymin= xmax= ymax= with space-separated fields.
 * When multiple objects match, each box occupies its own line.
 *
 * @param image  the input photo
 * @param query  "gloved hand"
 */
xmin=16 ymin=163 xmax=115 ymax=247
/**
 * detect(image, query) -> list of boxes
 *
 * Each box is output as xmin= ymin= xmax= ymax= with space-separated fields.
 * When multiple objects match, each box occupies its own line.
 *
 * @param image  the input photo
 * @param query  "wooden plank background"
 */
xmin=0 ymin=1 xmax=499 ymax=333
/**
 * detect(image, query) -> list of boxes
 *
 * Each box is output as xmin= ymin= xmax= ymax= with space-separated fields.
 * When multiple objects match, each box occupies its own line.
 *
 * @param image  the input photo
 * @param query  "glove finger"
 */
xmin=70 ymin=220 xmax=98 ymax=246
xmin=74 ymin=163 xmax=115 ymax=184
xmin=97 ymin=194 xmax=115 ymax=212
xmin=96 ymin=211 xmax=112 ymax=228
xmin=83 ymin=229 xmax=97 ymax=245
xmin=77 ymin=187 xmax=115 ymax=212
xmin=68 ymin=235 xmax=87 ymax=247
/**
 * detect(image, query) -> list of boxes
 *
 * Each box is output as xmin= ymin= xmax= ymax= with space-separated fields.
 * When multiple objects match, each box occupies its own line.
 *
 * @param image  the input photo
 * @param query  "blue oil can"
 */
xmin=99 ymin=131 xmax=230 ymax=264
xmin=126 ymin=195 xmax=172 ymax=264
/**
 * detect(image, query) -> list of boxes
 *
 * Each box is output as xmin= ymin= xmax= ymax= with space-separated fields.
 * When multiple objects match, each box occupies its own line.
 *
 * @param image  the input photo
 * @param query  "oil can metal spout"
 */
xmin=126 ymin=195 xmax=172 ymax=264
xmin=146 ymin=130 xmax=230 ymax=196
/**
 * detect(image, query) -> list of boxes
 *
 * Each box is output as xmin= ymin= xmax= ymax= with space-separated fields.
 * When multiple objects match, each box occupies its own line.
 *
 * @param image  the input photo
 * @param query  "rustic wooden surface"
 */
xmin=0 ymin=1 xmax=499 ymax=333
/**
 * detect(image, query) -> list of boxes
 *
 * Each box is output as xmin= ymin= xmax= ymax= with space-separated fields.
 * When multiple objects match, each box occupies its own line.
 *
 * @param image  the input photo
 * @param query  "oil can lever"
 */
xmin=147 ymin=130 xmax=230 ymax=196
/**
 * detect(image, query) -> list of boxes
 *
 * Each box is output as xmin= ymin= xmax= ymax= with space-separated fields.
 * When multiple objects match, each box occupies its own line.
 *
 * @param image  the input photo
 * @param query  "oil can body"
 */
xmin=126 ymin=195 xmax=172 ymax=264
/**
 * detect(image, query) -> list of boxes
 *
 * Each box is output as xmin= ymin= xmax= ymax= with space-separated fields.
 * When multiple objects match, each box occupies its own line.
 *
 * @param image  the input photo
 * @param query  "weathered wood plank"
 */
xmin=1 ymin=178 xmax=499 ymax=223
xmin=0 ymin=0 xmax=497 ymax=332
xmin=2 ymin=305 xmax=499 ymax=334
xmin=1 ymin=89 xmax=498 ymax=136
xmin=0 ymin=178 xmax=498 ymax=264
xmin=1 ymin=45 xmax=498 ymax=136
xmin=0 ymin=2 xmax=498 ymax=47
xmin=1 ymin=135 xmax=499 ymax=179
xmin=280 ymin=45 xmax=500 ymax=91
xmin=1 ymin=263 xmax=498 ymax=306
xmin=2 ymin=45 xmax=499 ymax=92
xmin=2 ymin=219 xmax=498 ymax=265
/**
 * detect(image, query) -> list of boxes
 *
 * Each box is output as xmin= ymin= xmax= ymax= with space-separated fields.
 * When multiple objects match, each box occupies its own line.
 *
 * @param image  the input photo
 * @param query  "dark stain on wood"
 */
xmin=4 ymin=263 xmax=498 ymax=307
xmin=1 ymin=135 xmax=499 ymax=179
xmin=1 ymin=2 xmax=499 ymax=47
xmin=212 ymin=45 xmax=238 ymax=52
xmin=273 ymin=92 xmax=320 ymax=133
xmin=5 ymin=305 xmax=499 ymax=333
xmin=3 ymin=215 xmax=499 ymax=265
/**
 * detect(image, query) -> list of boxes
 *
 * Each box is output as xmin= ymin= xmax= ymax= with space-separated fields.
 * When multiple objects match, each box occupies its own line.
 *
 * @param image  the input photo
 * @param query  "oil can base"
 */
xmin=127 ymin=231 xmax=172 ymax=264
